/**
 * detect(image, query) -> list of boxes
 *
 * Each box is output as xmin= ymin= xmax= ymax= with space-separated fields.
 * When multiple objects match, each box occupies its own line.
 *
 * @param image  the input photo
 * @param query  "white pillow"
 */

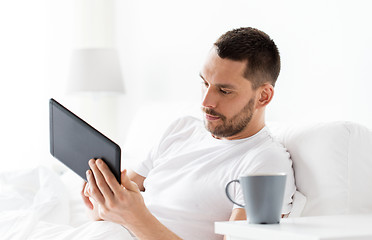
xmin=346 ymin=122 xmax=372 ymax=213
xmin=276 ymin=121 xmax=372 ymax=216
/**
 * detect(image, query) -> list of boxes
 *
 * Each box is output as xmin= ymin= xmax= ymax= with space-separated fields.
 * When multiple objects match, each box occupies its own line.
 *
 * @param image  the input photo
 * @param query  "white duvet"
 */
xmin=0 ymin=166 xmax=134 ymax=240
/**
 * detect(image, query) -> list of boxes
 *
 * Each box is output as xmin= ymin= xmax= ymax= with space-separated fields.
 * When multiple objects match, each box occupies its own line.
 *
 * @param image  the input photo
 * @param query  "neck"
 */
xmin=223 ymin=111 xmax=266 ymax=140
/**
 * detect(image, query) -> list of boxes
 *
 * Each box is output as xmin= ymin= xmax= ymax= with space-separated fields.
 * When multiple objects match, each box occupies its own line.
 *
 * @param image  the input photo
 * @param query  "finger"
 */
xmin=86 ymin=169 xmax=105 ymax=204
xmin=89 ymin=159 xmax=114 ymax=201
xmin=81 ymin=181 xmax=93 ymax=209
xmin=95 ymin=159 xmax=122 ymax=195
xmin=84 ymin=182 xmax=92 ymax=197
xmin=83 ymin=182 xmax=89 ymax=196
xmin=121 ymin=169 xmax=140 ymax=193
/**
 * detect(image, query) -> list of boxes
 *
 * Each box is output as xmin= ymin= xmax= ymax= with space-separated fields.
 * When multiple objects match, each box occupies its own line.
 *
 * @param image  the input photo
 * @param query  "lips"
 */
xmin=206 ymin=114 xmax=220 ymax=121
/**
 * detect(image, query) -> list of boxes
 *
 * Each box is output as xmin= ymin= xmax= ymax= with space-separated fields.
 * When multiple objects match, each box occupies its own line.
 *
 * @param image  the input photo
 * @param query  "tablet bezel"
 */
xmin=49 ymin=98 xmax=121 ymax=183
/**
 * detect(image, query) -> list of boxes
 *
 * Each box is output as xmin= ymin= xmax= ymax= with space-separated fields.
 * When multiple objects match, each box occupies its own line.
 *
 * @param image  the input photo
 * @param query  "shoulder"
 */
xmin=153 ymin=115 xmax=203 ymax=150
xmin=234 ymin=127 xmax=292 ymax=174
xmin=162 ymin=115 xmax=203 ymax=137
xmin=250 ymin=148 xmax=292 ymax=175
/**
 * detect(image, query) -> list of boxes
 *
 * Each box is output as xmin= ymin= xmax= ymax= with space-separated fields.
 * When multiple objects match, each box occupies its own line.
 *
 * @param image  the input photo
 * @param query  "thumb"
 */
xmin=121 ymin=169 xmax=140 ymax=193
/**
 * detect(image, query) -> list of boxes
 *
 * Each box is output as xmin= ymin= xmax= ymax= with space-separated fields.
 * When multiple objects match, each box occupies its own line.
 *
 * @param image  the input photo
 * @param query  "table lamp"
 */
xmin=67 ymin=48 xmax=124 ymax=94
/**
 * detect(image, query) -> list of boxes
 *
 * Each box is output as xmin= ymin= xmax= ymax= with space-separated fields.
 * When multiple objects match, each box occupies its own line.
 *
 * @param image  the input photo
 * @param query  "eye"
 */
xmin=220 ymin=89 xmax=232 ymax=95
xmin=202 ymin=81 xmax=209 ymax=87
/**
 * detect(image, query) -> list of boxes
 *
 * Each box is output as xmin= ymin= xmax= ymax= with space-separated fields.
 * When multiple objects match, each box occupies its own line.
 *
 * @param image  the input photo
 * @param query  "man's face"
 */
xmin=200 ymin=48 xmax=258 ymax=140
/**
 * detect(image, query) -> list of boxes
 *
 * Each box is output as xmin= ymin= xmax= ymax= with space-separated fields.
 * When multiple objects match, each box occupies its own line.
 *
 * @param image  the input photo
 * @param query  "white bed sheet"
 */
xmin=0 ymin=166 xmax=134 ymax=240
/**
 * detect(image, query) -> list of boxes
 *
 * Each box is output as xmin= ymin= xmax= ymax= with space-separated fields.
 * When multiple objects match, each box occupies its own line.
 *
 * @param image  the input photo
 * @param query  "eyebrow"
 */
xmin=199 ymin=73 xmax=237 ymax=90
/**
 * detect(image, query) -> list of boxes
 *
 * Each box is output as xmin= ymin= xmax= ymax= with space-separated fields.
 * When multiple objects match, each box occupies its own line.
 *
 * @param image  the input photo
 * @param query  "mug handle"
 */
xmin=225 ymin=179 xmax=245 ymax=208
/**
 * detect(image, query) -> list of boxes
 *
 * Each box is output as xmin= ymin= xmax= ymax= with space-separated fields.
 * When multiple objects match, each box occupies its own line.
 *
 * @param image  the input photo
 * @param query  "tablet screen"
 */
xmin=49 ymin=98 xmax=121 ymax=183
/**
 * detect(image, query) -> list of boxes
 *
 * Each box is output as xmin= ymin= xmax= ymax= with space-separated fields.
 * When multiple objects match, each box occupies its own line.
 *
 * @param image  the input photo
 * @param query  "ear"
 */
xmin=257 ymin=84 xmax=274 ymax=107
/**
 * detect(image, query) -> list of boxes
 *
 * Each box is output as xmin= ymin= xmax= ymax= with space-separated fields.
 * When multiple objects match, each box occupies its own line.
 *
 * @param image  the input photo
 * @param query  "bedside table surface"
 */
xmin=215 ymin=214 xmax=372 ymax=240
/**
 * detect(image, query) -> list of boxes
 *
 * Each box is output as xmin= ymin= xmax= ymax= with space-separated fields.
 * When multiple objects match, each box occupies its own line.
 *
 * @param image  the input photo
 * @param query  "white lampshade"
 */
xmin=67 ymin=48 xmax=124 ymax=93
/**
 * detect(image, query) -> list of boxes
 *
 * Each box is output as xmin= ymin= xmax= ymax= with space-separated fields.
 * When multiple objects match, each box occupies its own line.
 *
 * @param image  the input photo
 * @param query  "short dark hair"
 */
xmin=214 ymin=27 xmax=280 ymax=89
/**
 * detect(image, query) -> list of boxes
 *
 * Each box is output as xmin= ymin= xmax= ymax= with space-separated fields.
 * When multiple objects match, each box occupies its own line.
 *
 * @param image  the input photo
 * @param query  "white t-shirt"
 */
xmin=133 ymin=116 xmax=296 ymax=240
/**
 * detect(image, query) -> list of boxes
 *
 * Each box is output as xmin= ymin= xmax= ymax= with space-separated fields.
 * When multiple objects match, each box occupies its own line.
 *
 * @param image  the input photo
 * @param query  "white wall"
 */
xmin=1 ymin=0 xmax=371 ymax=171
xmin=0 ymin=0 xmax=50 ymax=171
xmin=115 ymin=0 xmax=372 ymax=127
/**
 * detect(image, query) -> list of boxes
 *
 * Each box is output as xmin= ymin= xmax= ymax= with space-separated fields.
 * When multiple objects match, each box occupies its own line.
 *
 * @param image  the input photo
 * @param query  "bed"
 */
xmin=2 ymin=102 xmax=372 ymax=239
xmin=0 ymin=166 xmax=134 ymax=239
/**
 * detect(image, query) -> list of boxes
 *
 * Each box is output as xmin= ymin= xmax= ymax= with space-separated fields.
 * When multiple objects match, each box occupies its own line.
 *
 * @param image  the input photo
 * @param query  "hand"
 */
xmin=87 ymin=159 xmax=183 ymax=239
xmin=81 ymin=181 xmax=103 ymax=221
xmin=81 ymin=181 xmax=93 ymax=210
xmin=86 ymin=159 xmax=149 ymax=228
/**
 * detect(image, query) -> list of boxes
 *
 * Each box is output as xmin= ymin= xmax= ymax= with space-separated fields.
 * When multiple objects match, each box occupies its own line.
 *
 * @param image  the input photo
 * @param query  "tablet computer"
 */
xmin=49 ymin=98 xmax=121 ymax=183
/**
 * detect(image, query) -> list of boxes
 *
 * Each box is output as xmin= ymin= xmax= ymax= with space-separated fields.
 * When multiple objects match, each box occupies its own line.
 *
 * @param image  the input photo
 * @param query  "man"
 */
xmin=82 ymin=27 xmax=296 ymax=239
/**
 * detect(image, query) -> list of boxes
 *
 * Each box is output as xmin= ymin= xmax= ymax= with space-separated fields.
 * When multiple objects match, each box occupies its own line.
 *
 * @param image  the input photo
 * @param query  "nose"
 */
xmin=202 ymin=86 xmax=217 ymax=108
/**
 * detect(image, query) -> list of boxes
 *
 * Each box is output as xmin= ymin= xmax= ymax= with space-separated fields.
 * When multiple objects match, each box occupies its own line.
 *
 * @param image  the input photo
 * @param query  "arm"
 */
xmin=222 ymin=208 xmax=247 ymax=240
xmin=86 ymin=158 xmax=182 ymax=240
xmin=229 ymin=208 xmax=247 ymax=221
xmin=127 ymin=169 xmax=146 ymax=191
